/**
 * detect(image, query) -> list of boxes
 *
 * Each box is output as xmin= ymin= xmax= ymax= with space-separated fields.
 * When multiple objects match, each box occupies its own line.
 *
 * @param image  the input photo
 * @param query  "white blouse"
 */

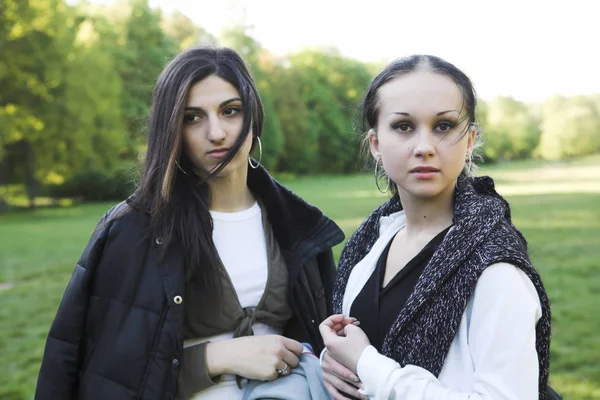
xmin=343 ymin=211 xmax=543 ymax=399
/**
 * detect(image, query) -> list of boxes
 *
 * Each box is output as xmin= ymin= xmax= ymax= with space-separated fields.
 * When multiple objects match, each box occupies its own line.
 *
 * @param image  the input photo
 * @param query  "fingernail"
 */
xmin=353 ymin=320 xmax=361 ymax=326
xmin=352 ymin=375 xmax=360 ymax=382
xmin=351 ymin=317 xmax=358 ymax=321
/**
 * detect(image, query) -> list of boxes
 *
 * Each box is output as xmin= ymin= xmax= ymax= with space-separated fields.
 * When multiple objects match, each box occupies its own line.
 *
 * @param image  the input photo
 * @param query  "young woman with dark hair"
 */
xmin=35 ymin=46 xmax=345 ymax=400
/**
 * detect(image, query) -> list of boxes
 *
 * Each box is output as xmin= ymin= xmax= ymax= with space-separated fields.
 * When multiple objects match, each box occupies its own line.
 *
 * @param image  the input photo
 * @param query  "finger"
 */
xmin=282 ymin=338 xmax=304 ymax=356
xmin=275 ymin=360 xmax=290 ymax=377
xmin=324 ymin=370 xmax=365 ymax=399
xmin=344 ymin=323 xmax=364 ymax=336
xmin=331 ymin=317 xmax=360 ymax=332
xmin=323 ymin=352 xmax=360 ymax=383
xmin=342 ymin=316 xmax=360 ymax=326
xmin=323 ymin=381 xmax=351 ymax=400
xmin=320 ymin=314 xmax=348 ymax=329
xmin=281 ymin=348 xmax=300 ymax=369
xmin=321 ymin=326 xmax=342 ymax=345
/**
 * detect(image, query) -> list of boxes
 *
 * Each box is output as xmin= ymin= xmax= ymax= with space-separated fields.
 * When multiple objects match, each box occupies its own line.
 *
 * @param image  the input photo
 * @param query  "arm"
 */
xmin=178 ymin=334 xmax=305 ymax=398
xmin=34 ymin=209 xmax=116 ymax=400
xmin=356 ymin=263 xmax=542 ymax=400
xmin=177 ymin=342 xmax=219 ymax=397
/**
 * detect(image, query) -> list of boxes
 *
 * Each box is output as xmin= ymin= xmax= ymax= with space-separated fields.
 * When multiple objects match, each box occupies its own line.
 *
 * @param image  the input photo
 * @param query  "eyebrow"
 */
xmin=392 ymin=110 xmax=459 ymax=116
xmin=185 ymin=97 xmax=242 ymax=112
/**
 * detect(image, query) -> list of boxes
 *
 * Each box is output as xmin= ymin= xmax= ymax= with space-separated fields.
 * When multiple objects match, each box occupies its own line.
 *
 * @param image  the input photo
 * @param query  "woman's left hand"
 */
xmin=319 ymin=314 xmax=371 ymax=374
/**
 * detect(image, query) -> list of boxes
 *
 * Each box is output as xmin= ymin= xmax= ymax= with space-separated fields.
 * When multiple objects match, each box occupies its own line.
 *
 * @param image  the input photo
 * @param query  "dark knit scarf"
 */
xmin=333 ymin=174 xmax=551 ymax=399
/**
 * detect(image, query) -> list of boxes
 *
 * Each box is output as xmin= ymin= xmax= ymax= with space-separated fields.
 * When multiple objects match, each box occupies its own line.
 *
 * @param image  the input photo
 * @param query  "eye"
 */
xmin=184 ymin=114 xmax=202 ymax=124
xmin=223 ymin=107 xmax=241 ymax=116
xmin=435 ymin=121 xmax=455 ymax=133
xmin=392 ymin=122 xmax=413 ymax=133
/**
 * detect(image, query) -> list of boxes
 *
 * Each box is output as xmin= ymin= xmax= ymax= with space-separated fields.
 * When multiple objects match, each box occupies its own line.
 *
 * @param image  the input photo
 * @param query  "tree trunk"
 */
xmin=23 ymin=140 xmax=37 ymax=209
xmin=0 ymin=151 xmax=8 ymax=214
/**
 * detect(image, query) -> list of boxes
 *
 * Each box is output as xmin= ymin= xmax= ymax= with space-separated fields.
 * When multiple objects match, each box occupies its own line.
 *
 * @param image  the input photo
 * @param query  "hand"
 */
xmin=320 ymin=314 xmax=371 ymax=375
xmin=206 ymin=335 xmax=303 ymax=381
xmin=325 ymin=314 xmax=359 ymax=335
xmin=322 ymin=350 xmax=368 ymax=400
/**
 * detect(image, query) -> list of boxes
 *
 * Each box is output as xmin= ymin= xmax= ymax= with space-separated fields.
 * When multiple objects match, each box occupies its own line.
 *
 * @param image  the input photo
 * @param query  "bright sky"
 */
xmin=88 ymin=0 xmax=599 ymax=102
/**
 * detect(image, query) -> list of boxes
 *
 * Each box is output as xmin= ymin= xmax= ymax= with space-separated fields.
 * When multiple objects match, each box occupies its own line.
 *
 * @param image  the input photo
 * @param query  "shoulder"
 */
xmin=473 ymin=262 xmax=542 ymax=320
xmin=93 ymin=199 xmax=148 ymax=243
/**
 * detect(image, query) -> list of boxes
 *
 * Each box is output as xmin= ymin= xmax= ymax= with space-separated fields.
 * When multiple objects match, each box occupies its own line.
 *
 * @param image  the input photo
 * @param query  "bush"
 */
xmin=47 ymin=165 xmax=137 ymax=202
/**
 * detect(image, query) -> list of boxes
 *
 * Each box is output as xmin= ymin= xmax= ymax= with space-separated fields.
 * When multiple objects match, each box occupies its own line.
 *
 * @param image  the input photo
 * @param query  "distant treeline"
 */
xmin=2 ymin=0 xmax=599 ymax=205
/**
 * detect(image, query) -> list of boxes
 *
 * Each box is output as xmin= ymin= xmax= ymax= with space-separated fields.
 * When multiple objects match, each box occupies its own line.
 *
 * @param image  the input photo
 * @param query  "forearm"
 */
xmin=357 ymin=346 xmax=481 ymax=400
xmin=205 ymin=340 xmax=233 ymax=377
xmin=357 ymin=344 xmax=538 ymax=400
xmin=177 ymin=341 xmax=223 ymax=397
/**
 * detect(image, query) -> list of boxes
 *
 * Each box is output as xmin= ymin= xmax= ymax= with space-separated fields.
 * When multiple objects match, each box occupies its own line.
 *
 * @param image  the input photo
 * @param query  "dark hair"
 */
xmin=133 ymin=46 xmax=264 ymax=302
xmin=359 ymin=54 xmax=481 ymax=194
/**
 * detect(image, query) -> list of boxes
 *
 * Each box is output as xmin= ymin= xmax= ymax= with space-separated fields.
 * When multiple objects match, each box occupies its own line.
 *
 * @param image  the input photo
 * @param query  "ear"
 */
xmin=466 ymin=125 xmax=477 ymax=154
xmin=368 ymin=128 xmax=380 ymax=160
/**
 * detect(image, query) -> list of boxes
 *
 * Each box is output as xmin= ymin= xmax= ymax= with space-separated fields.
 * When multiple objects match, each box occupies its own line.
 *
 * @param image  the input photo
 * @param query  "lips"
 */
xmin=208 ymin=147 xmax=229 ymax=155
xmin=409 ymin=166 xmax=440 ymax=173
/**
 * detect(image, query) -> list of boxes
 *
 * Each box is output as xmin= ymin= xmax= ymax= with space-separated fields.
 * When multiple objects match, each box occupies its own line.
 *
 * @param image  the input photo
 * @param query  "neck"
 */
xmin=397 ymin=183 xmax=455 ymax=237
xmin=205 ymin=167 xmax=255 ymax=213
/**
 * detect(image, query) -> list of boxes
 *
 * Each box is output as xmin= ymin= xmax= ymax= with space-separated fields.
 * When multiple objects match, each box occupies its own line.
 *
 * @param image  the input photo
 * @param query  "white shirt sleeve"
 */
xmin=319 ymin=347 xmax=328 ymax=365
xmin=356 ymin=262 xmax=543 ymax=400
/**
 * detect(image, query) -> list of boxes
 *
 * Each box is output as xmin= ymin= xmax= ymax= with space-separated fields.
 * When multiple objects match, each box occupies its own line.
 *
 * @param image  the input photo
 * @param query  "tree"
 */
xmin=161 ymin=10 xmax=216 ymax=51
xmin=270 ymin=64 xmax=315 ymax=173
xmin=220 ymin=27 xmax=284 ymax=170
xmin=0 ymin=0 xmax=77 ymax=206
xmin=113 ymin=0 xmax=175 ymax=154
xmin=0 ymin=0 xmax=127 ymax=209
xmin=538 ymin=95 xmax=600 ymax=159
xmin=482 ymin=96 xmax=540 ymax=162
xmin=281 ymin=49 xmax=372 ymax=173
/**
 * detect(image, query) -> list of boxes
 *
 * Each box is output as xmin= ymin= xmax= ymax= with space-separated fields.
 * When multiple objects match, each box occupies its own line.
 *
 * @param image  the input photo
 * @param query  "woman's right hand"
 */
xmin=205 ymin=335 xmax=303 ymax=381
xmin=322 ymin=350 xmax=367 ymax=400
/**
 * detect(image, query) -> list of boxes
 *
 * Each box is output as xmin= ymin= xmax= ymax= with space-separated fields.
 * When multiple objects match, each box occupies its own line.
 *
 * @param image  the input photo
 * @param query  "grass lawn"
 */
xmin=1 ymin=157 xmax=599 ymax=399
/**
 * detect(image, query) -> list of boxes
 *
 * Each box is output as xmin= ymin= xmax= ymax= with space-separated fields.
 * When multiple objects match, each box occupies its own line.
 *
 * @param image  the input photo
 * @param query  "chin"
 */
xmin=400 ymin=182 xmax=446 ymax=200
xmin=215 ymin=160 xmax=245 ymax=178
xmin=411 ymin=189 xmax=443 ymax=199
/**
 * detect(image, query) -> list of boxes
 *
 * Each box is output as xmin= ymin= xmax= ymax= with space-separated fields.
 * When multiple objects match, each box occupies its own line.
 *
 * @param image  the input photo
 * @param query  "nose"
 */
xmin=413 ymin=128 xmax=435 ymax=158
xmin=207 ymin=117 xmax=226 ymax=142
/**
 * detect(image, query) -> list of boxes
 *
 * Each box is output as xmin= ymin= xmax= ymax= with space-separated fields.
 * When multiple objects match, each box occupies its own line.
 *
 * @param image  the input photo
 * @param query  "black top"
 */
xmin=350 ymin=227 xmax=451 ymax=352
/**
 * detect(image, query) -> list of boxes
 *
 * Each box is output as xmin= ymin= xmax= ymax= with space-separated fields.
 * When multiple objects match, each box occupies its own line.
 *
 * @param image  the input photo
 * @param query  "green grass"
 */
xmin=1 ymin=157 xmax=600 ymax=399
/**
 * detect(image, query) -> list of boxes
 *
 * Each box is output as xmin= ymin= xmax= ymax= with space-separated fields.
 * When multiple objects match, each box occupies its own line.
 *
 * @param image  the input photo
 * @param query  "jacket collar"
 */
xmin=126 ymin=165 xmax=344 ymax=253
xmin=248 ymin=165 xmax=344 ymax=253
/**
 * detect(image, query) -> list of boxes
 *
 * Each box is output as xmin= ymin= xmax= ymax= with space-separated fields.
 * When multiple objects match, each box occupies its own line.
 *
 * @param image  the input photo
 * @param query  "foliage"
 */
xmin=1 ymin=0 xmax=599 ymax=209
xmin=47 ymin=165 xmax=137 ymax=201
xmin=481 ymin=96 xmax=541 ymax=162
xmin=538 ymin=96 xmax=600 ymax=159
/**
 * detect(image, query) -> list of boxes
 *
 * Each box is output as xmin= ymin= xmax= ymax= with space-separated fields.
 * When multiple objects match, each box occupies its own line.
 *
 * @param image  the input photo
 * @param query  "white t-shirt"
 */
xmin=187 ymin=202 xmax=280 ymax=400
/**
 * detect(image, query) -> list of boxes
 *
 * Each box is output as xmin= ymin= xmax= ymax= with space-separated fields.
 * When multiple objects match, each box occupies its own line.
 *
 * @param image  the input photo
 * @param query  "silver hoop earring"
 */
xmin=248 ymin=136 xmax=262 ymax=169
xmin=374 ymin=160 xmax=390 ymax=194
xmin=175 ymin=160 xmax=189 ymax=175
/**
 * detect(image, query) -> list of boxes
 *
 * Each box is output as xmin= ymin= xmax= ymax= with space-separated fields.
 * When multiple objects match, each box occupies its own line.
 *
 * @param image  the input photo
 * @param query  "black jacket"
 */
xmin=35 ymin=166 xmax=344 ymax=400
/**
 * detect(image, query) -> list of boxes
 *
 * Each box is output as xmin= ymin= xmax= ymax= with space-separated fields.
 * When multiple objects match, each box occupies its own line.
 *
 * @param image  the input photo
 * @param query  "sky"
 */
xmin=81 ymin=0 xmax=599 ymax=102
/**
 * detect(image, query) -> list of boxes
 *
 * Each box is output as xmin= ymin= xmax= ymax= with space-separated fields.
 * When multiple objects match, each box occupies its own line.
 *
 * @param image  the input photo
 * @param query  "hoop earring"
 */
xmin=374 ymin=160 xmax=390 ymax=194
xmin=175 ymin=160 xmax=189 ymax=176
xmin=248 ymin=136 xmax=262 ymax=169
